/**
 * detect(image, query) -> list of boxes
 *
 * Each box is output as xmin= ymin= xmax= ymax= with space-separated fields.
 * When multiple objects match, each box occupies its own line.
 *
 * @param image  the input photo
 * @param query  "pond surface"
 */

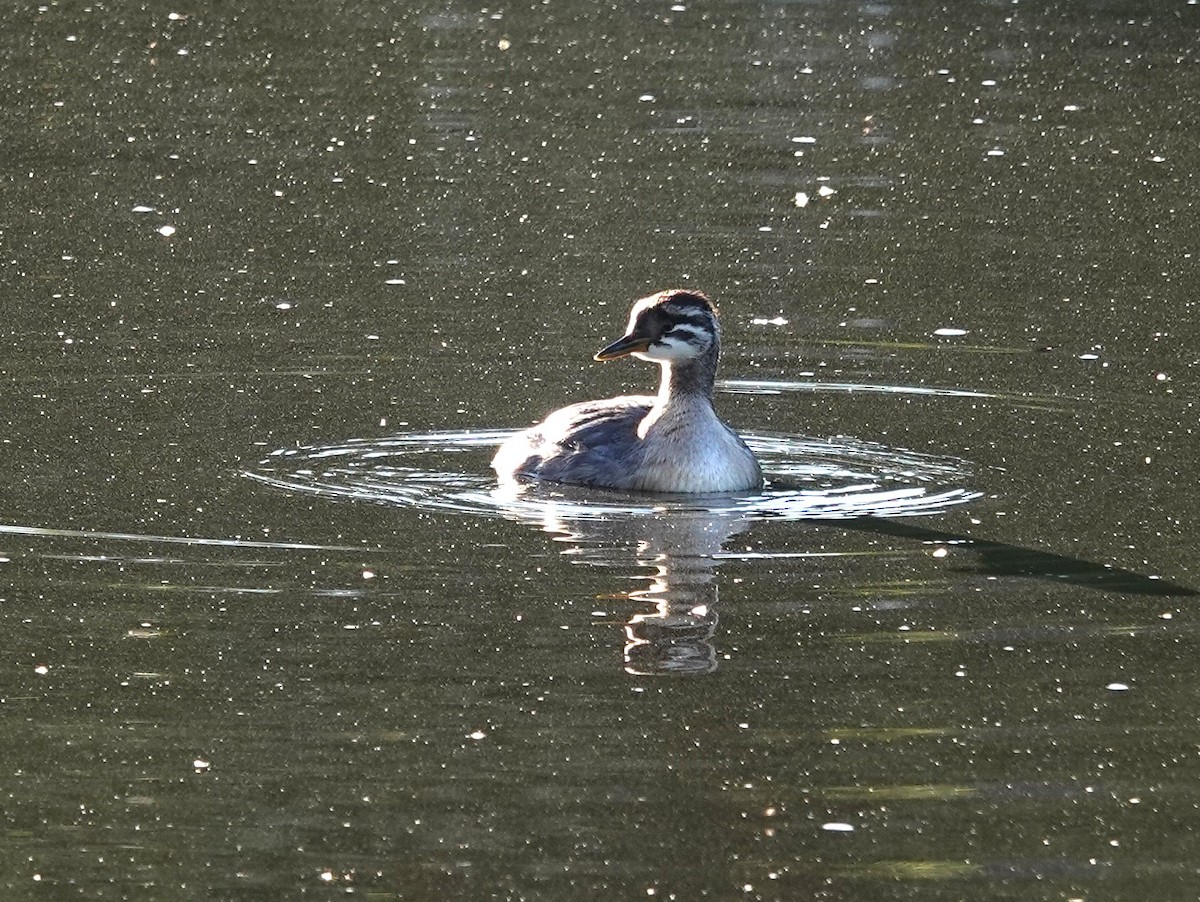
xmin=2 ymin=0 xmax=1198 ymax=898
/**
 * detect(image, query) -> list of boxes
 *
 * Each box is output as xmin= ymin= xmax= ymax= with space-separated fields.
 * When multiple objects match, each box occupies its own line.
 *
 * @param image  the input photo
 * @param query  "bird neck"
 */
xmin=655 ymin=350 xmax=718 ymax=409
xmin=637 ymin=350 xmax=721 ymax=441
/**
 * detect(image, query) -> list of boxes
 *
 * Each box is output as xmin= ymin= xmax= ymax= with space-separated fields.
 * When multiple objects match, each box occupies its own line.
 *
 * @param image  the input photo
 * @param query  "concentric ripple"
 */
xmin=245 ymin=429 xmax=982 ymax=523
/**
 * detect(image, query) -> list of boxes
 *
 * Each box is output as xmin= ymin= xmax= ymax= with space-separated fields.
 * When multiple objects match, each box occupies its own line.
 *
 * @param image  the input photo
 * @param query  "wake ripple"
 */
xmin=245 ymin=429 xmax=982 ymax=523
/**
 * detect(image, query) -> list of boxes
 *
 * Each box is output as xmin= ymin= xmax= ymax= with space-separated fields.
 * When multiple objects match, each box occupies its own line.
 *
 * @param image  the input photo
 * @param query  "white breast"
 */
xmin=631 ymin=402 xmax=761 ymax=493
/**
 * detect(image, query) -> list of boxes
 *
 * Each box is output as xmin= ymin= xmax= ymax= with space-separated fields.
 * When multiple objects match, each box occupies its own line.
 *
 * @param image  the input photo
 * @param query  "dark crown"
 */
xmin=656 ymin=289 xmax=715 ymax=317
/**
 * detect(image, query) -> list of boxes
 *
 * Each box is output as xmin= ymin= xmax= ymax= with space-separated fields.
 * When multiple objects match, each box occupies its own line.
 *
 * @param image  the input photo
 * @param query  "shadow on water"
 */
xmin=245 ymin=428 xmax=1196 ymax=674
xmin=835 ymin=517 xmax=1198 ymax=599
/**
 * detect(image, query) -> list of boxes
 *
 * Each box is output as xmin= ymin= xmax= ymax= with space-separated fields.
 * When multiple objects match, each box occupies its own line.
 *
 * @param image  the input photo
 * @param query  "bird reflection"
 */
xmin=489 ymin=482 xmax=1195 ymax=676
xmin=618 ymin=511 xmax=748 ymax=676
xmin=494 ymin=483 xmax=749 ymax=675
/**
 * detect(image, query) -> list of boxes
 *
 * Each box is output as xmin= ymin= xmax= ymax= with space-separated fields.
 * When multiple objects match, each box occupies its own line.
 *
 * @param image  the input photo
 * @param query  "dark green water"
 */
xmin=2 ymin=1 xmax=1198 ymax=898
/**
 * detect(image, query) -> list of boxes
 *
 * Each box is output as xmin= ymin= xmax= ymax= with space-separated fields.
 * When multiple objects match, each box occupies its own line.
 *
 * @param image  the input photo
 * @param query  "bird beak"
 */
xmin=594 ymin=333 xmax=652 ymax=361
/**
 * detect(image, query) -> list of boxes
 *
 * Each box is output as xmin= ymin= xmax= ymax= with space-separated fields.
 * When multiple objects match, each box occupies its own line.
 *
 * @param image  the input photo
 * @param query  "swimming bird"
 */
xmin=492 ymin=289 xmax=763 ymax=493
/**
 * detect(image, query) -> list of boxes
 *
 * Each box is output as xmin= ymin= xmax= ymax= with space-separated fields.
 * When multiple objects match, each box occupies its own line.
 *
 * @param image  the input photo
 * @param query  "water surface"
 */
xmin=2 ymin=0 xmax=1198 ymax=898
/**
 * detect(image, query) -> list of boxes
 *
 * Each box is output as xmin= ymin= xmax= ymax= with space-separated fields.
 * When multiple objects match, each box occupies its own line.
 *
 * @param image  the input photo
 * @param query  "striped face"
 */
xmin=595 ymin=290 xmax=719 ymax=363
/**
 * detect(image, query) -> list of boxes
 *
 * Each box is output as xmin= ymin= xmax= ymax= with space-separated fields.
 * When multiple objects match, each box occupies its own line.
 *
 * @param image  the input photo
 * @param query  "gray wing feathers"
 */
xmin=494 ymin=396 xmax=653 ymax=488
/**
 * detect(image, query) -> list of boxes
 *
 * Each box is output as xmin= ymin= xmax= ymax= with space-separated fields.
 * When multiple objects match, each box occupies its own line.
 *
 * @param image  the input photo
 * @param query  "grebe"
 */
xmin=492 ymin=289 xmax=763 ymax=493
